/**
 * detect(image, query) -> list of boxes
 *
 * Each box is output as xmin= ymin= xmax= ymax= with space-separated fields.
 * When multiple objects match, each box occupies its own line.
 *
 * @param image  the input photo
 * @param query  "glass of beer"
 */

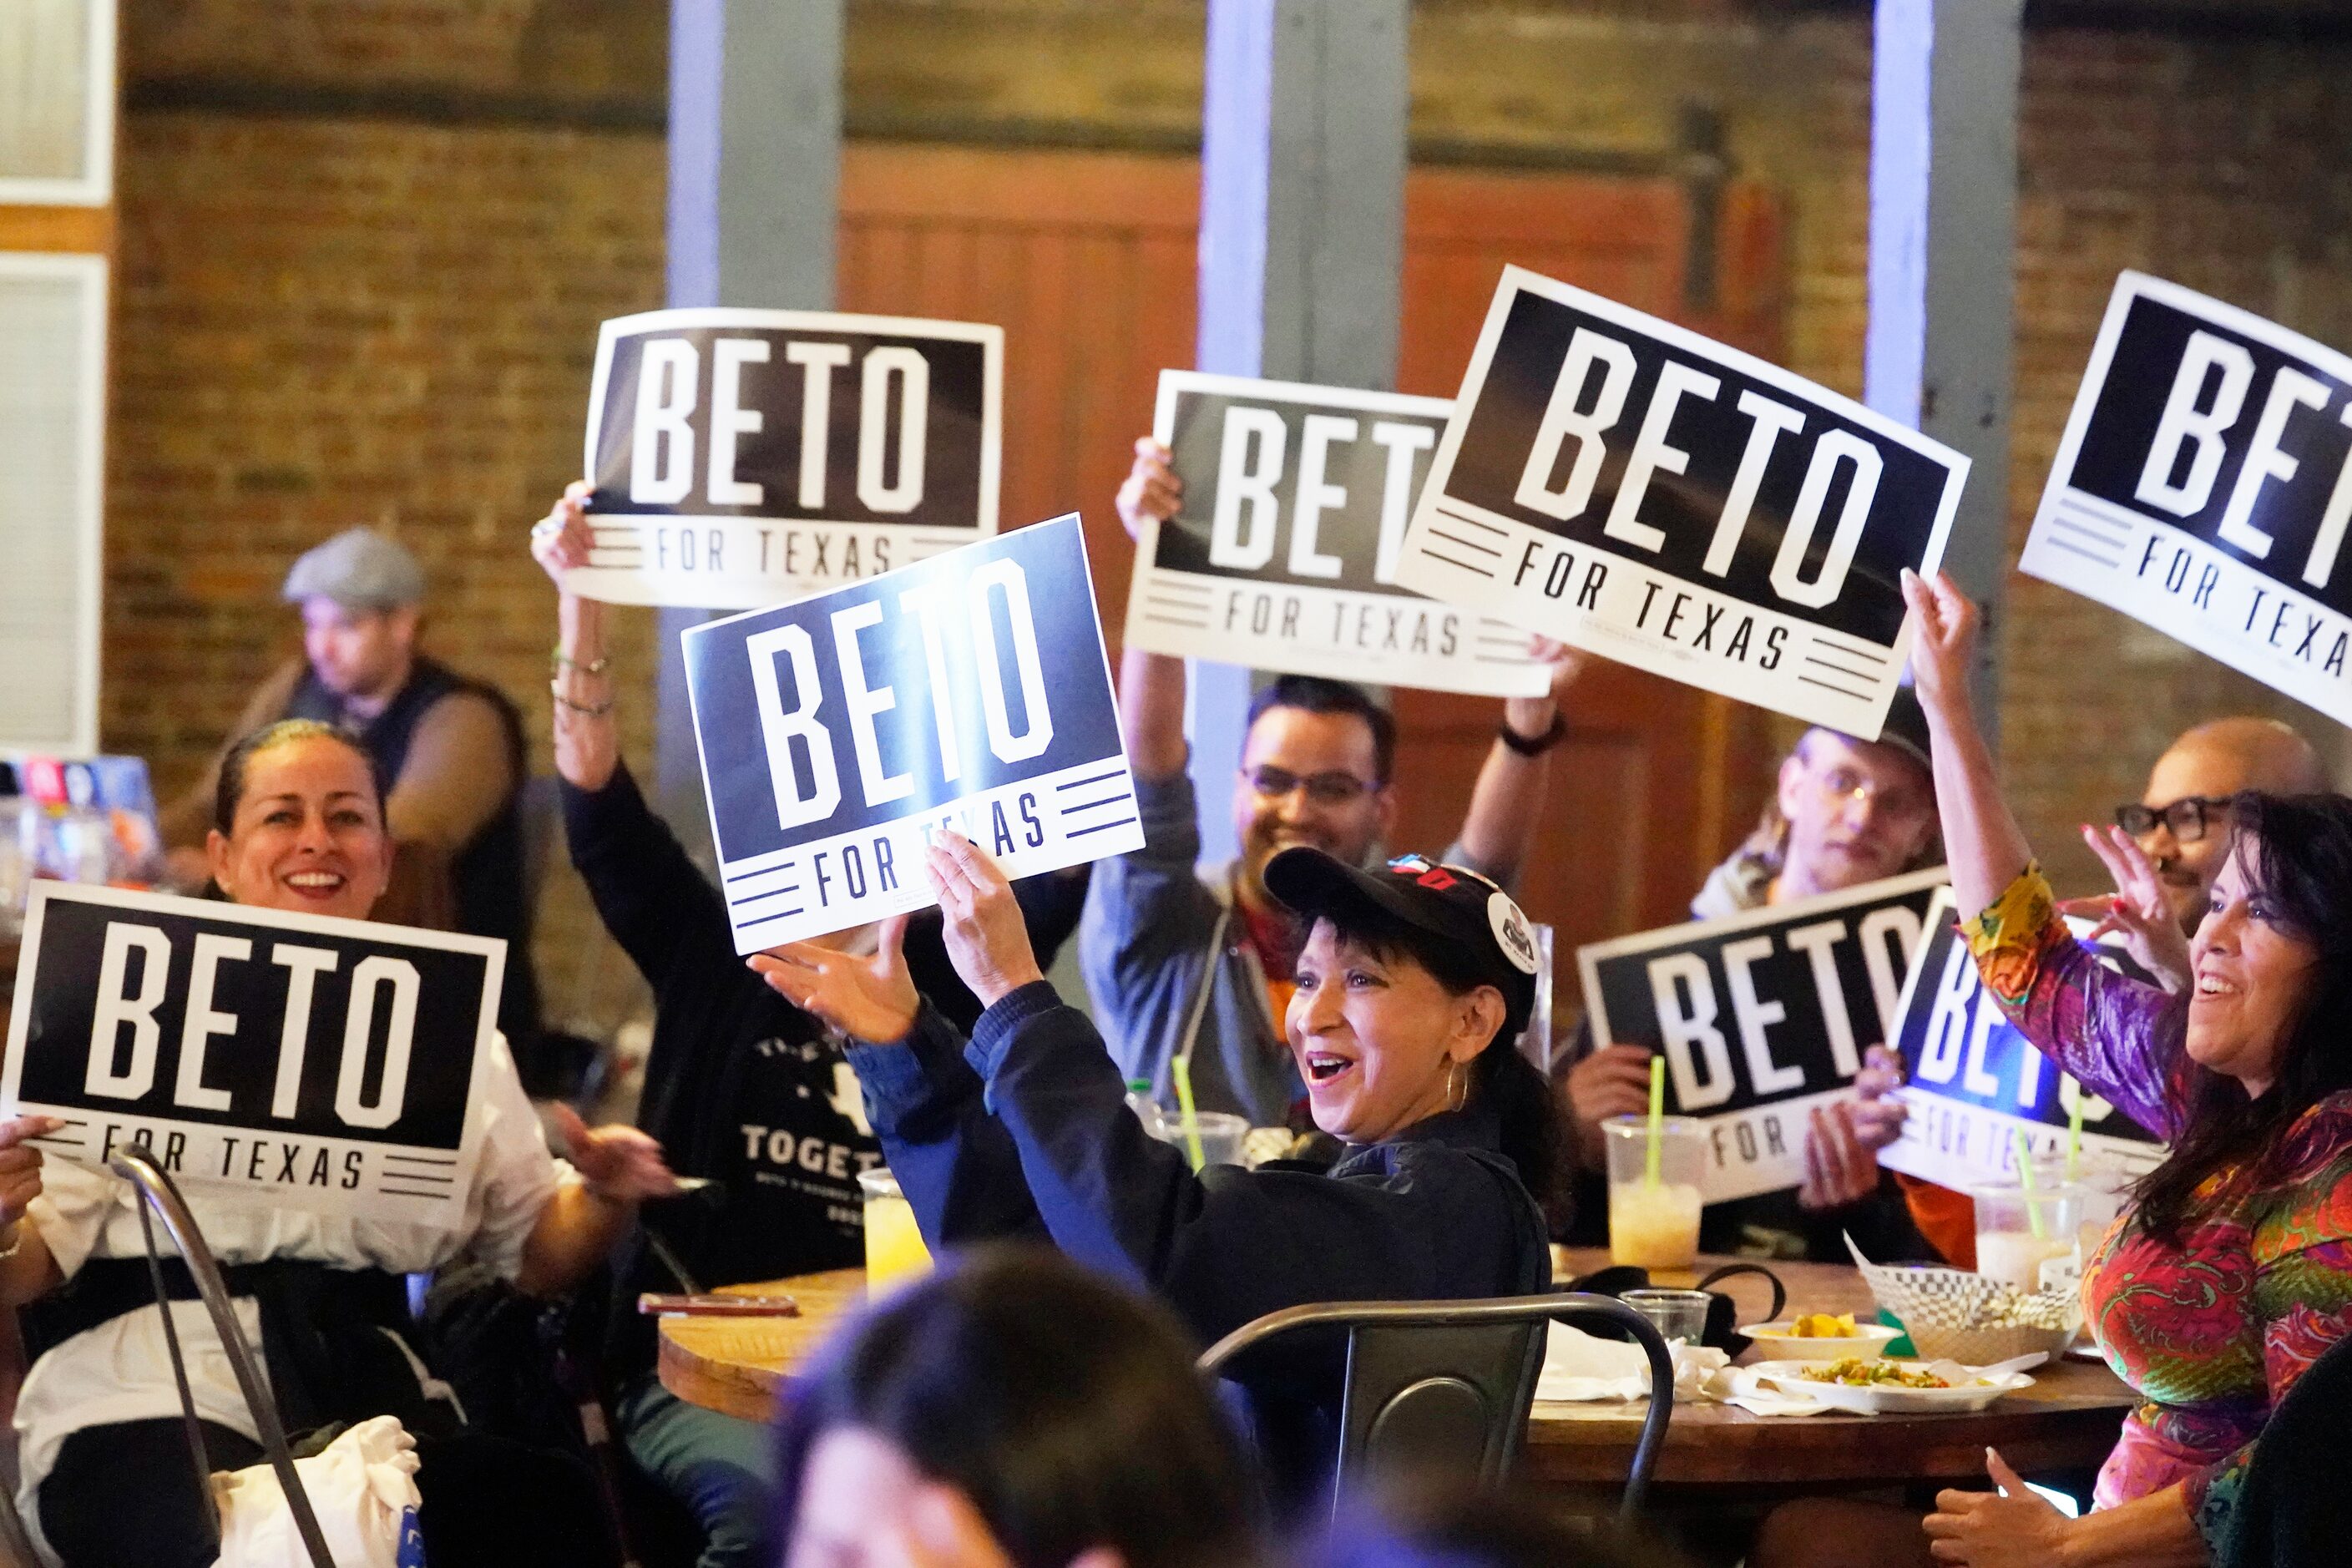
xmin=1603 ymin=1115 xmax=1707 ymax=1276
xmin=858 ymin=1168 xmax=932 ymax=1287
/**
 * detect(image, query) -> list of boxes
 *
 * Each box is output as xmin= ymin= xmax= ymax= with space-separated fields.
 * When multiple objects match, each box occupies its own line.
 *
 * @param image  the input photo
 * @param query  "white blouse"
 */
xmin=11 ymin=1034 xmax=569 ymax=1558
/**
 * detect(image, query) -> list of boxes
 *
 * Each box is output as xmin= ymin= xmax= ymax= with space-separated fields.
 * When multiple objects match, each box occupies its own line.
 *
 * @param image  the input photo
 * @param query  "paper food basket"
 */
xmin=1844 ymin=1235 xmax=2080 ymax=1364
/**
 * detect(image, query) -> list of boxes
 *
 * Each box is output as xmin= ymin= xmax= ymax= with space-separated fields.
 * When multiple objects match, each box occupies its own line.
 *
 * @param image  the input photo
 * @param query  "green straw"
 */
xmin=2013 ymin=1128 xmax=2046 ymax=1239
xmin=2065 ymin=1079 xmax=2086 ymax=1183
xmin=1170 ymin=1055 xmax=1207 ymax=1172
xmin=1645 ymin=1055 xmax=1666 ymax=1187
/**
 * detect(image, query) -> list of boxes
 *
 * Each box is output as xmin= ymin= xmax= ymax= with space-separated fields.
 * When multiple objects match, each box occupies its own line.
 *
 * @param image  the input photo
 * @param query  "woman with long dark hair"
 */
xmin=753 ymin=834 xmax=1564 ymax=1508
xmin=1758 ymin=571 xmax=2352 ymax=1568
xmin=774 ymin=1246 xmax=1258 ymax=1568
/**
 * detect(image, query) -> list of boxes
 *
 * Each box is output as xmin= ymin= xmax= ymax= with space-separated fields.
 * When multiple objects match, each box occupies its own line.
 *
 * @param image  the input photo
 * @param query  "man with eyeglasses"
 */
xmin=1080 ymin=439 xmax=1583 ymax=1125
xmin=1558 ymin=695 xmax=1944 ymax=1260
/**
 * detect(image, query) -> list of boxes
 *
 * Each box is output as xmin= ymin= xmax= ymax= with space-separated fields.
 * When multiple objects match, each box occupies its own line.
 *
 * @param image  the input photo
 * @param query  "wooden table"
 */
xmin=657 ymin=1253 xmax=2135 ymax=1491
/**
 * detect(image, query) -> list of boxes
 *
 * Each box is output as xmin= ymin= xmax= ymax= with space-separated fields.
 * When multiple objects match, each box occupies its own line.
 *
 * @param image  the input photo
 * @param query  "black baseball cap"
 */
xmin=1262 ymin=847 xmax=1541 ymax=1040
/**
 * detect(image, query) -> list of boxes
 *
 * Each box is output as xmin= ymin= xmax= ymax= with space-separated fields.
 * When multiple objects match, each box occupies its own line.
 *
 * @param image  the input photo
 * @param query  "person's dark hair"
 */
xmin=772 ymin=1247 xmax=1259 ymax=1568
xmin=1247 ymin=676 xmax=1398 ymax=786
xmin=213 ymin=718 xmax=389 ymax=835
xmin=1313 ymin=900 xmax=1571 ymax=1226
xmin=2132 ymin=792 xmax=2352 ymax=1242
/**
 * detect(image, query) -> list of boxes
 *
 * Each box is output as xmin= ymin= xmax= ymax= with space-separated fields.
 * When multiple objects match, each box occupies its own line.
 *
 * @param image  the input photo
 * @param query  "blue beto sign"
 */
xmin=684 ymin=513 xmax=1141 ymax=952
xmin=1879 ymin=888 xmax=2165 ymax=1191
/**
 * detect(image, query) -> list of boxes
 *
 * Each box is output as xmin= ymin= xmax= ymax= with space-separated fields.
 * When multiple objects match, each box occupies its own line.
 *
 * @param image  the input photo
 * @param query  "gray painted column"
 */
xmin=1864 ymin=0 xmax=2022 ymax=735
xmin=655 ymin=0 xmax=843 ymax=857
xmin=1190 ymin=0 xmax=1409 ymax=863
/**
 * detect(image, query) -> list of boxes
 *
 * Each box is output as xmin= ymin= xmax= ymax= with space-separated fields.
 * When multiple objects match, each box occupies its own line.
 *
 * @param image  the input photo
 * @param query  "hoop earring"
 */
xmin=1446 ymin=1059 xmax=1468 ymax=1114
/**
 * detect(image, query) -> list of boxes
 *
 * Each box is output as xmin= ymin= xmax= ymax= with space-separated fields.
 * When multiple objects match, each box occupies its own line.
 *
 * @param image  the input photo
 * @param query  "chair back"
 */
xmin=108 ymin=1144 xmax=338 ymax=1568
xmin=2221 ymin=1329 xmax=2352 ymax=1568
xmin=1198 ymin=1292 xmax=1674 ymax=1523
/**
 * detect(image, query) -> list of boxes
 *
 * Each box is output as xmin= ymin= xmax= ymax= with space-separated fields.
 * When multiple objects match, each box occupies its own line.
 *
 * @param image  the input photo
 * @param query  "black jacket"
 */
xmin=562 ymin=764 xmax=1090 ymax=1383
xmin=844 ymin=983 xmax=1550 ymax=1500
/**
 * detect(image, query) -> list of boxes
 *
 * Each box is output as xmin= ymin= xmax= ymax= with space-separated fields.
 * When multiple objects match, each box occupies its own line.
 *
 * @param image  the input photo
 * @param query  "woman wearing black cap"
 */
xmin=752 ymin=831 xmax=1565 ymax=1503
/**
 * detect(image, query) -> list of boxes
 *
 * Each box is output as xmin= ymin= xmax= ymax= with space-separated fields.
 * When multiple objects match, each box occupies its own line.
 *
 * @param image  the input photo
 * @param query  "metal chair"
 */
xmin=1197 ymin=1292 xmax=1677 ymax=1523
xmin=108 ymin=1142 xmax=336 ymax=1568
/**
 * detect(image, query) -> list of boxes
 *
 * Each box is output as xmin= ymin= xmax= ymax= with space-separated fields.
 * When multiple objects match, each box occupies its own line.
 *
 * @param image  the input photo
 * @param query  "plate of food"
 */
xmin=1751 ymin=1356 xmax=2040 ymax=1414
xmin=1743 ymin=1313 xmax=1903 ymax=1363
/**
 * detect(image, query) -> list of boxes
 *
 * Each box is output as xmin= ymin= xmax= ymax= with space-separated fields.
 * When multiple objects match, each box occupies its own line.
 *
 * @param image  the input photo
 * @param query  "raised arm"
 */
xmin=1115 ymin=438 xmax=1190 ymax=783
xmin=1901 ymin=569 xmax=2180 ymax=1134
xmin=1899 ymin=569 xmax=2032 ymax=923
xmin=1451 ymin=640 xmax=1586 ymax=887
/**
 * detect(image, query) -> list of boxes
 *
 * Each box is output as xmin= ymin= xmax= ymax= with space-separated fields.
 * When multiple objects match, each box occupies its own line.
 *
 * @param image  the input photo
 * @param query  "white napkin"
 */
xmin=1535 ymin=1323 xmax=1729 ymax=1403
xmin=1705 ymin=1365 xmax=1832 ymax=1416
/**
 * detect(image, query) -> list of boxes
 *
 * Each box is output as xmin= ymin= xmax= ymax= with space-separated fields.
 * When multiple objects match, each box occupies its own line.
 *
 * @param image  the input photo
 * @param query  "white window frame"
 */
xmin=0 ymin=251 xmax=108 ymax=755
xmin=0 ymin=0 xmax=115 ymax=207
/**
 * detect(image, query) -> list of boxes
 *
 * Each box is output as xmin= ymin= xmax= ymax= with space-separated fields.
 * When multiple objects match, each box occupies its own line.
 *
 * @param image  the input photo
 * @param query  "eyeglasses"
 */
xmin=2115 ymin=796 xmax=2232 ymax=844
xmin=1245 ymin=764 xmax=1378 ymax=807
xmin=1813 ymin=765 xmax=1930 ymax=818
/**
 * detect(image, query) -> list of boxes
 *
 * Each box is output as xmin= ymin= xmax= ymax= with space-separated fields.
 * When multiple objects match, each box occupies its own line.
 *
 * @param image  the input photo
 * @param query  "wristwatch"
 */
xmin=1499 ymin=712 xmax=1569 ymax=756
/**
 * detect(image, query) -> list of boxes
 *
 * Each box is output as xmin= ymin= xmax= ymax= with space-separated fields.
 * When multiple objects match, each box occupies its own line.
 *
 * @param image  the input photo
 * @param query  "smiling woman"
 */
xmin=0 ymin=716 xmax=684 ymax=1568
xmin=751 ymin=834 xmax=1565 ymax=1512
xmin=1751 ymin=572 xmax=2352 ymax=1568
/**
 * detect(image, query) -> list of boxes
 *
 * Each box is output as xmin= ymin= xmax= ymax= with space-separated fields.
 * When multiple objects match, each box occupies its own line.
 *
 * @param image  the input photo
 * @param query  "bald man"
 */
xmin=2123 ymin=716 xmax=2330 ymax=933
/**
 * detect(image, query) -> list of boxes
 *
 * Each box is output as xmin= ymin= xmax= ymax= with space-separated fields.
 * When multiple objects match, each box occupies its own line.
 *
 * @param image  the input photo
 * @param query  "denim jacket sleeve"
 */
xmin=1078 ymin=766 xmax=1225 ymax=1081
xmin=842 ymin=1005 xmax=1047 ymax=1247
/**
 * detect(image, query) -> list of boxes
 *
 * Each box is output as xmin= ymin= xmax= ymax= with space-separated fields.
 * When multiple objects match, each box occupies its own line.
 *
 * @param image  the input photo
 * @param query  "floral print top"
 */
xmin=1965 ymin=864 xmax=2352 ymax=1556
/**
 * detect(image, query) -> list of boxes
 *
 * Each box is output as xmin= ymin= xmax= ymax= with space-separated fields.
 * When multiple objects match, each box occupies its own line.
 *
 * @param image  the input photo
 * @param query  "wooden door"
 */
xmin=837 ymin=144 xmax=1785 ymax=964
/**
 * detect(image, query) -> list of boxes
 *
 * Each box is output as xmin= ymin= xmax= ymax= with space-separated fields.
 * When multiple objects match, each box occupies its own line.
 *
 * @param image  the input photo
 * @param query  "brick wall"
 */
xmin=100 ymin=0 xmax=2352 ymax=1024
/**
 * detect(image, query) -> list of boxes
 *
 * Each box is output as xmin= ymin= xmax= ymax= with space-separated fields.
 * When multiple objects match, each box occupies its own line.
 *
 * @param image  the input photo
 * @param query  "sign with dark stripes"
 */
xmin=684 ymin=513 xmax=1141 ymax=953
xmin=1396 ymin=266 xmax=1968 ymax=736
xmin=1878 ymin=888 xmax=2165 ymax=1191
xmin=1120 ymin=372 xmax=1549 ymax=696
xmin=1576 ymin=869 xmax=1948 ymax=1201
xmin=1 ymin=884 xmax=501 ymax=1226
xmin=2019 ymin=273 xmax=2352 ymax=726
xmin=569 ymin=308 xmax=1003 ymax=609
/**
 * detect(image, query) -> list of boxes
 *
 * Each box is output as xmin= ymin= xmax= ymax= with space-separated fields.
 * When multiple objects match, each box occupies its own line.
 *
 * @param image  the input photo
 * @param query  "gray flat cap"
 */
xmin=281 ymin=528 xmax=427 ymax=610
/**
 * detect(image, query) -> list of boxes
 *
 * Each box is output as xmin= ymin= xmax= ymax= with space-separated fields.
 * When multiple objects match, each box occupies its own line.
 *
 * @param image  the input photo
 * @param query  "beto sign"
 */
xmin=1398 ymin=266 xmax=1967 ymax=736
xmin=685 ymin=513 xmax=1142 ymax=953
xmin=2019 ymin=272 xmax=2352 ymax=727
xmin=1121 ymin=372 xmax=1549 ymax=697
xmin=1 ymin=884 xmax=501 ymax=1226
xmin=1576 ymin=869 xmax=1946 ymax=1202
xmin=1879 ymin=888 xmax=2164 ymax=1192
xmin=569 ymin=307 xmax=1003 ymax=609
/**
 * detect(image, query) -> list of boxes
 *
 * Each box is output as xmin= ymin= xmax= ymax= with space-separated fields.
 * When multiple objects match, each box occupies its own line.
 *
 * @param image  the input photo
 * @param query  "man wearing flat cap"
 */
xmin=161 ymin=527 xmax=540 ymax=1051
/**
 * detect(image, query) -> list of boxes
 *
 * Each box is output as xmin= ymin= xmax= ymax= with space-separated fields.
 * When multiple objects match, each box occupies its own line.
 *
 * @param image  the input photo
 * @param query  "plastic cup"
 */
xmin=1603 ymin=1115 xmax=1707 ymax=1272
xmin=2070 ymin=1154 xmax=2138 ymax=1266
xmin=1621 ymin=1287 xmax=1712 ymax=1346
xmin=858 ymin=1168 xmax=932 ymax=1287
xmin=1971 ymin=1176 xmax=2087 ymax=1292
xmin=1155 ymin=1110 xmax=1250 ymax=1168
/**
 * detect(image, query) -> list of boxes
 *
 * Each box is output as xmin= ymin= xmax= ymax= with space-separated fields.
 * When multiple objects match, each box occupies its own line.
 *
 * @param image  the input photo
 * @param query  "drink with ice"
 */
xmin=1971 ymin=1172 xmax=2086 ymax=1292
xmin=1603 ymin=1114 xmax=1708 ymax=1272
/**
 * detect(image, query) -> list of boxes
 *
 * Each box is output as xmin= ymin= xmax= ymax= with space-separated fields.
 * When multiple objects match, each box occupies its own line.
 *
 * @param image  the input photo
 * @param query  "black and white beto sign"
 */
xmin=1576 ymin=869 xmax=1947 ymax=1202
xmin=1 ymin=884 xmax=501 ymax=1226
xmin=685 ymin=513 xmax=1141 ymax=953
xmin=1120 ymin=372 xmax=1550 ymax=697
xmin=2019 ymin=273 xmax=2352 ymax=726
xmin=570 ymin=308 xmax=1004 ymax=609
xmin=1879 ymin=888 xmax=2164 ymax=1192
xmin=1398 ymin=267 xmax=1968 ymax=736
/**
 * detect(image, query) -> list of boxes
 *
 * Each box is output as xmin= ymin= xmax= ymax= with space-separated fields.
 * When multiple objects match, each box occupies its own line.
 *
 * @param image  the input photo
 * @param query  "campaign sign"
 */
xmin=1121 ymin=372 xmax=1549 ymax=697
xmin=2019 ymin=273 xmax=2352 ymax=726
xmin=1397 ymin=267 xmax=1968 ymax=736
xmin=1879 ymin=888 xmax=2165 ymax=1192
xmin=685 ymin=513 xmax=1142 ymax=952
xmin=1576 ymin=869 xmax=1947 ymax=1202
xmin=571 ymin=308 xmax=1004 ymax=609
xmin=0 ymin=883 xmax=502 ymax=1226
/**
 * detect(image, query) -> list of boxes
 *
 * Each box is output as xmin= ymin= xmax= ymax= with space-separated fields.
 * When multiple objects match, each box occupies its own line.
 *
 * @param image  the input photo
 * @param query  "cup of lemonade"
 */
xmin=1971 ymin=1175 xmax=2086 ymax=1293
xmin=1603 ymin=1115 xmax=1707 ymax=1273
xmin=858 ymin=1167 xmax=932 ymax=1287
